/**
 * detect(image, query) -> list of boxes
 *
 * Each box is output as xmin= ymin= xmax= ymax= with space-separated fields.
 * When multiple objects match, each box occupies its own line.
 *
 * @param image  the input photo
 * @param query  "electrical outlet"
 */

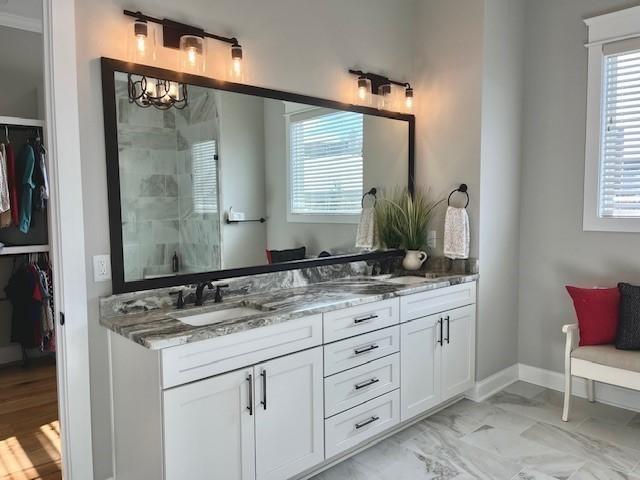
xmin=93 ymin=254 xmax=111 ymax=282
xmin=427 ymin=230 xmax=437 ymax=248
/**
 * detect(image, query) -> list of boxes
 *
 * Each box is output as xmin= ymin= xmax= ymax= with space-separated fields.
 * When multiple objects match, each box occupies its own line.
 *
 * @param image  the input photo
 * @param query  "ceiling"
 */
xmin=0 ymin=0 xmax=42 ymax=21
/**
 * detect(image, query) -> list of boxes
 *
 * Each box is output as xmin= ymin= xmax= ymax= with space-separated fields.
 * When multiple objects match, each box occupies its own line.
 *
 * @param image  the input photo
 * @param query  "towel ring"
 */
xmin=447 ymin=184 xmax=469 ymax=208
xmin=361 ymin=187 xmax=377 ymax=207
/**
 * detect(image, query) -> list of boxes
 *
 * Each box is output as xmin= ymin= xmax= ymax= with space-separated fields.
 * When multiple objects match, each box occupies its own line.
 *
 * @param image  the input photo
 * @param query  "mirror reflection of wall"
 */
xmin=114 ymin=72 xmax=409 ymax=283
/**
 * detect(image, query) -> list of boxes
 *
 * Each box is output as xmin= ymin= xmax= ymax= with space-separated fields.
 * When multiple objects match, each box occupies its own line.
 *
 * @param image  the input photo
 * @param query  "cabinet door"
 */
xmin=163 ymin=368 xmax=255 ymax=480
xmin=255 ymin=347 xmax=324 ymax=480
xmin=400 ymin=313 xmax=442 ymax=421
xmin=441 ymin=305 xmax=476 ymax=401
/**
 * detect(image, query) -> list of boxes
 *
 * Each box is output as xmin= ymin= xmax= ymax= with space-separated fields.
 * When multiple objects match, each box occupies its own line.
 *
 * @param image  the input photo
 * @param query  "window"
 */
xmin=191 ymin=140 xmax=218 ymax=214
xmin=583 ymin=7 xmax=640 ymax=232
xmin=584 ymin=7 xmax=640 ymax=231
xmin=288 ymin=110 xmax=363 ymax=222
xmin=599 ymin=46 xmax=640 ymax=218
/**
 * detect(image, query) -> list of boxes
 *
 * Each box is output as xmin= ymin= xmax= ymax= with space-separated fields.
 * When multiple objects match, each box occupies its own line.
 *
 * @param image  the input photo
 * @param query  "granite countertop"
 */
xmin=100 ymin=273 xmax=478 ymax=350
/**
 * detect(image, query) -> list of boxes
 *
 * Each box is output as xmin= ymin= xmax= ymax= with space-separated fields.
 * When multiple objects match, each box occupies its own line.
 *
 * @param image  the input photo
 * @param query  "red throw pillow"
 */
xmin=565 ymin=286 xmax=620 ymax=346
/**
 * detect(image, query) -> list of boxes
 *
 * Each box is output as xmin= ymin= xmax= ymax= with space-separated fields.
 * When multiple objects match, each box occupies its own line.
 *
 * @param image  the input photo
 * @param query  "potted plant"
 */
xmin=376 ymin=188 xmax=442 ymax=270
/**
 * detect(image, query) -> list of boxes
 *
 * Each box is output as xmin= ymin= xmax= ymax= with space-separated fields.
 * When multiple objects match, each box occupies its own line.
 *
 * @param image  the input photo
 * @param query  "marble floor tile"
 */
xmin=503 ymin=381 xmax=548 ymax=399
xmin=397 ymin=420 xmax=524 ymax=480
xmin=521 ymin=423 xmax=638 ymax=473
xmin=536 ymin=390 xmax=637 ymax=426
xmin=426 ymin=399 xmax=535 ymax=436
xmin=576 ymin=418 xmax=640 ymax=452
xmin=514 ymin=468 xmax=562 ymax=480
xmin=488 ymin=390 xmax=588 ymax=430
xmin=312 ymin=384 xmax=639 ymax=480
xmin=461 ymin=424 xmax=584 ymax=479
xmin=569 ymin=462 xmax=640 ymax=480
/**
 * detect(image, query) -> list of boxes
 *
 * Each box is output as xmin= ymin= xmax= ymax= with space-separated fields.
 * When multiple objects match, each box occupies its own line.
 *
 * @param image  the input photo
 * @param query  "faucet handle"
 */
xmin=171 ymin=290 xmax=186 ymax=309
xmin=214 ymin=284 xmax=230 ymax=303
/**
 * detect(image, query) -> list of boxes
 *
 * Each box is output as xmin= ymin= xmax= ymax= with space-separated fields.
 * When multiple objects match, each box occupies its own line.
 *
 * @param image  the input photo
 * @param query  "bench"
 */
xmin=562 ymin=323 xmax=640 ymax=421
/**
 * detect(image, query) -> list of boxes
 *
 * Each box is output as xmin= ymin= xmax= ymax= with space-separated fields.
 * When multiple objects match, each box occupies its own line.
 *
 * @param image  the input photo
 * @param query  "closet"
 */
xmin=0 ymin=7 xmax=62 ymax=479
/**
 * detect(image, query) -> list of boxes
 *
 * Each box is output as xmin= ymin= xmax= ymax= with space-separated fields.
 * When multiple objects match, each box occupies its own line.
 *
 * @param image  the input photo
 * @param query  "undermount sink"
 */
xmin=374 ymin=275 xmax=429 ymax=285
xmin=173 ymin=307 xmax=262 ymax=327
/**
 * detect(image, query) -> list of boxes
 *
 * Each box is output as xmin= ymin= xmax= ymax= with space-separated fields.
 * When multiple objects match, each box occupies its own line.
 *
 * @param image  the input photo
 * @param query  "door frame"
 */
xmin=42 ymin=0 xmax=94 ymax=478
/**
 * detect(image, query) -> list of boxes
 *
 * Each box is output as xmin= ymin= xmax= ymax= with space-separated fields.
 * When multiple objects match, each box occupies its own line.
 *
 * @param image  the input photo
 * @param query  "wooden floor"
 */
xmin=0 ymin=359 xmax=61 ymax=480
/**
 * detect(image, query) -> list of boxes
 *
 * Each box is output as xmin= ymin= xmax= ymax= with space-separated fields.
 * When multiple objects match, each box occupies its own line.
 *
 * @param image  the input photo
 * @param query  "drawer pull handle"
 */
xmin=246 ymin=374 xmax=253 ymax=415
xmin=437 ymin=318 xmax=443 ymax=346
xmin=445 ymin=315 xmax=450 ymax=344
xmin=354 ymin=377 xmax=379 ymax=390
xmin=354 ymin=314 xmax=378 ymax=324
xmin=260 ymin=370 xmax=267 ymax=410
xmin=354 ymin=344 xmax=379 ymax=355
xmin=355 ymin=415 xmax=380 ymax=430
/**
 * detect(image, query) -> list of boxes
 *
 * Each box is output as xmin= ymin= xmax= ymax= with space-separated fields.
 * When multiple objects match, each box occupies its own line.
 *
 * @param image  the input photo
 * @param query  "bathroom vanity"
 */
xmin=102 ymin=275 xmax=477 ymax=480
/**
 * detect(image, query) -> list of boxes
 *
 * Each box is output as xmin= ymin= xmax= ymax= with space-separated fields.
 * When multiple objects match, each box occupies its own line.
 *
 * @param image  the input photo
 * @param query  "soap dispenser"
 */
xmin=172 ymin=252 xmax=179 ymax=273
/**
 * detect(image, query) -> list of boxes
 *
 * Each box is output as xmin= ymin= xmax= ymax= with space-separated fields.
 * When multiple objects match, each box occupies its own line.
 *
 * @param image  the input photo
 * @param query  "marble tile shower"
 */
xmin=115 ymin=77 xmax=222 ymax=281
xmin=312 ymin=382 xmax=640 ymax=480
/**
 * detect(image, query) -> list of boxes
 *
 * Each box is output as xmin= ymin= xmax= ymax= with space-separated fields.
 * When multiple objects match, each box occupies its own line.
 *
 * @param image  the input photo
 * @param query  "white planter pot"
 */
xmin=402 ymin=250 xmax=427 ymax=270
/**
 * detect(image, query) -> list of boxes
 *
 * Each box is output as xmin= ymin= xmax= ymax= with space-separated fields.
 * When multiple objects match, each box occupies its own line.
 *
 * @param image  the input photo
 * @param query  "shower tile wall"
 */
xmin=175 ymin=88 xmax=221 ymax=273
xmin=116 ymin=79 xmax=222 ymax=282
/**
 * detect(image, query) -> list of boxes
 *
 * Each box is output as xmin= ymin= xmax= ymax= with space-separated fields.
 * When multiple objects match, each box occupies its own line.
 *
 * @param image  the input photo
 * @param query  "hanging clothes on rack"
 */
xmin=18 ymin=142 xmax=36 ymax=233
xmin=0 ymin=142 xmax=10 ymax=213
xmin=5 ymin=253 xmax=55 ymax=352
xmin=1 ymin=134 xmax=16 ymax=228
xmin=32 ymin=135 xmax=49 ymax=211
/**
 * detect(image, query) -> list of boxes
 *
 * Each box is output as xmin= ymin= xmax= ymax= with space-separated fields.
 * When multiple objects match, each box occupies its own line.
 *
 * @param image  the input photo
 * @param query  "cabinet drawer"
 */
xmin=323 ymin=298 xmax=399 ymax=343
xmin=324 ymin=326 xmax=399 ymax=376
xmin=325 ymin=390 xmax=400 ymax=458
xmin=324 ymin=353 xmax=399 ymax=417
xmin=161 ymin=314 xmax=322 ymax=388
xmin=400 ymin=282 xmax=476 ymax=322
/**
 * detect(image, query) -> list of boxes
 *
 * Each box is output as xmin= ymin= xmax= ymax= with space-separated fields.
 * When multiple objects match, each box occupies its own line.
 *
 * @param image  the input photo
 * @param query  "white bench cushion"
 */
xmin=572 ymin=345 xmax=640 ymax=373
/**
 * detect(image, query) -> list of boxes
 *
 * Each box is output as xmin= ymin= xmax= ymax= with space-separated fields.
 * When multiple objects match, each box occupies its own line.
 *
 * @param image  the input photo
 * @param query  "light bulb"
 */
xmin=179 ymin=35 xmax=206 ymax=73
xmin=128 ymin=19 xmax=155 ymax=63
xmin=405 ymin=87 xmax=414 ymax=111
xmin=355 ymin=76 xmax=371 ymax=106
xmin=229 ymin=43 xmax=244 ymax=81
xmin=136 ymin=34 xmax=146 ymax=54
xmin=187 ymin=48 xmax=197 ymax=67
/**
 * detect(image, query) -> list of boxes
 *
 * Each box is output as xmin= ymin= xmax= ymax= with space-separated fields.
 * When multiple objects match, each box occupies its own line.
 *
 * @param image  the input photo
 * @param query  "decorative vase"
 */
xmin=402 ymin=250 xmax=427 ymax=270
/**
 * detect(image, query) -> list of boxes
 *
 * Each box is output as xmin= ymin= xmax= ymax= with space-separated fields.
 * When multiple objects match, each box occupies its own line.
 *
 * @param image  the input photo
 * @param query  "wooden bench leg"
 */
xmin=562 ymin=370 xmax=571 ymax=422
xmin=587 ymin=379 xmax=595 ymax=403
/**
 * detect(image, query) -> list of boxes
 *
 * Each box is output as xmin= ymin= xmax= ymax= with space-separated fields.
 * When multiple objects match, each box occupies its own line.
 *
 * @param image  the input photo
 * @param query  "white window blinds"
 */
xmin=191 ymin=140 xmax=218 ymax=214
xmin=600 ymin=46 xmax=640 ymax=218
xmin=289 ymin=110 xmax=364 ymax=215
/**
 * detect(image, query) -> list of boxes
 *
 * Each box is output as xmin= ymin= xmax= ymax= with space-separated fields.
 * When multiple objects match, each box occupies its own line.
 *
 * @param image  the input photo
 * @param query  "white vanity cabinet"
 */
xmin=163 ymin=368 xmax=256 ymax=480
xmin=163 ymin=347 xmax=324 ymax=480
xmin=400 ymin=282 xmax=477 ymax=421
xmin=109 ymin=281 xmax=477 ymax=480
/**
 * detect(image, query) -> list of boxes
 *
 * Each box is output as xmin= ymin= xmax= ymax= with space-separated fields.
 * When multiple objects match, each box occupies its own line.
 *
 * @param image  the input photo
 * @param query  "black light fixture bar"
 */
xmin=348 ymin=69 xmax=411 ymax=94
xmin=123 ymin=10 xmax=240 ymax=48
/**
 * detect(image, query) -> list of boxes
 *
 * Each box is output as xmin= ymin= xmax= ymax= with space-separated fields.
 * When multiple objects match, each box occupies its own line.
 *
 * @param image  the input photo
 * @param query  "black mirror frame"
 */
xmin=100 ymin=57 xmax=415 ymax=294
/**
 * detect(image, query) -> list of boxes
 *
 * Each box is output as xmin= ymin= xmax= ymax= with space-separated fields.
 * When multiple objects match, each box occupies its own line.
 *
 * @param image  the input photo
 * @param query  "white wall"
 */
xmin=0 ymin=26 xmax=43 ymax=119
xmin=518 ymin=0 xmax=640 ymax=373
xmin=412 ymin=0 xmax=484 ymax=258
xmin=218 ymin=91 xmax=267 ymax=268
xmin=73 ymin=1 xmax=415 ymax=478
xmin=477 ymin=0 xmax=525 ymax=380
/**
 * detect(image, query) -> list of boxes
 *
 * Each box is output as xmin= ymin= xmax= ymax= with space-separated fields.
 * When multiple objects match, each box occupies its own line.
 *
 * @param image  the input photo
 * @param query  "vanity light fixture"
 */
xmin=349 ymin=69 xmax=414 ymax=112
xmin=127 ymin=17 xmax=156 ymax=63
xmin=127 ymin=73 xmax=188 ymax=110
xmin=124 ymin=10 xmax=243 ymax=77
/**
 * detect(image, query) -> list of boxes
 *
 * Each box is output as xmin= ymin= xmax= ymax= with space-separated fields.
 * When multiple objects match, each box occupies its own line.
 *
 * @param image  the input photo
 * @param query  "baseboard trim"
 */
xmin=466 ymin=364 xmax=519 ymax=402
xmin=518 ymin=363 xmax=640 ymax=413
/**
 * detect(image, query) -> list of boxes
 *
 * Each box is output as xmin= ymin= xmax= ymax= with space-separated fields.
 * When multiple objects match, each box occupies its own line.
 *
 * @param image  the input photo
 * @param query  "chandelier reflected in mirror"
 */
xmin=127 ymin=73 xmax=188 ymax=110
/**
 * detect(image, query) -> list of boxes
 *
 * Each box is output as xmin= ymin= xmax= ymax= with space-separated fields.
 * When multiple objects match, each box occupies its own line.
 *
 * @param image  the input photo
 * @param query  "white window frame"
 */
xmin=583 ymin=6 xmax=640 ymax=232
xmin=285 ymin=107 xmax=362 ymax=224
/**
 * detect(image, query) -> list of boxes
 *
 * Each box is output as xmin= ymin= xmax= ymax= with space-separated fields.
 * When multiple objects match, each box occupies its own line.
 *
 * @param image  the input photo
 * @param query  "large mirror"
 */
xmin=102 ymin=59 xmax=414 ymax=293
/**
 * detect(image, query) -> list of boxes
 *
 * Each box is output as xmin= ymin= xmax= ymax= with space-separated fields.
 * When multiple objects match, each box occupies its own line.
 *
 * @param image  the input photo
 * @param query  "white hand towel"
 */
xmin=355 ymin=206 xmax=378 ymax=250
xmin=443 ymin=206 xmax=469 ymax=259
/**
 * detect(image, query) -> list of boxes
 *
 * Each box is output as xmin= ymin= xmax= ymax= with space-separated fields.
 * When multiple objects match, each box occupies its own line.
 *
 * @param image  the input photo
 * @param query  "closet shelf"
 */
xmin=0 ymin=245 xmax=50 ymax=255
xmin=0 ymin=116 xmax=45 ymax=128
